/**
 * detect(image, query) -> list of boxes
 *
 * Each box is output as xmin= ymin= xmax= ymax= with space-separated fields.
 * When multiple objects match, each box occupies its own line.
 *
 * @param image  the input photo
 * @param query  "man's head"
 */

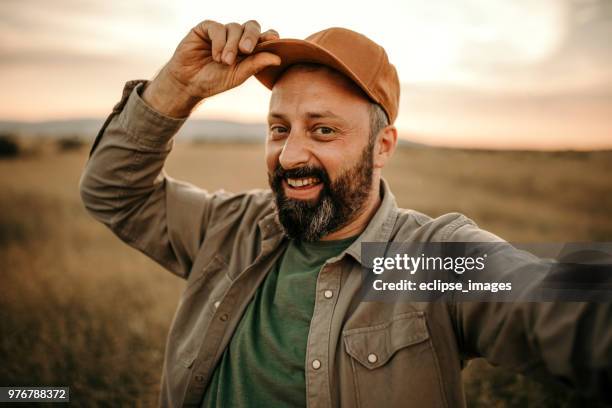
xmin=265 ymin=63 xmax=396 ymax=241
xmin=254 ymin=27 xmax=400 ymax=241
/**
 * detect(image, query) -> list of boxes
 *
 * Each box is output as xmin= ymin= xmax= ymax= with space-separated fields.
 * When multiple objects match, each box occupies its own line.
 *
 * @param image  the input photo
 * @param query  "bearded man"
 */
xmin=80 ymin=19 xmax=612 ymax=408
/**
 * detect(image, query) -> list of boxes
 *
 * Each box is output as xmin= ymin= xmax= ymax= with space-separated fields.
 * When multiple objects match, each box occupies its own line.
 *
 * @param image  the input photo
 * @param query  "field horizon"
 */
xmin=1 ymin=137 xmax=611 ymax=406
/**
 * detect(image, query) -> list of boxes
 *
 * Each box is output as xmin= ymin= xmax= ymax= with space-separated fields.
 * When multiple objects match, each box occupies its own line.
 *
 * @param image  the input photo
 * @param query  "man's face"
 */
xmin=265 ymin=65 xmax=376 ymax=241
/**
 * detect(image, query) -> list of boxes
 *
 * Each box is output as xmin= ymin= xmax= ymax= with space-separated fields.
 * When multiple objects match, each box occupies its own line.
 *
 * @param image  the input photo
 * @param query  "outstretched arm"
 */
xmin=451 ymin=223 xmax=612 ymax=402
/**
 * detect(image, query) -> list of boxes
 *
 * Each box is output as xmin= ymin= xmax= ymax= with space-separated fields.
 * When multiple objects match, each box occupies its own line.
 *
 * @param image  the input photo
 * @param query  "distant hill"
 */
xmin=0 ymin=118 xmax=428 ymax=147
xmin=0 ymin=118 xmax=268 ymax=143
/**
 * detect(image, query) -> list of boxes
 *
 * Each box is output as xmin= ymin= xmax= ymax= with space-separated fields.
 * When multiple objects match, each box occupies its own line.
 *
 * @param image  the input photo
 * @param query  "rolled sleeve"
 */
xmin=88 ymin=80 xmax=186 ymax=157
xmin=117 ymin=82 xmax=187 ymax=149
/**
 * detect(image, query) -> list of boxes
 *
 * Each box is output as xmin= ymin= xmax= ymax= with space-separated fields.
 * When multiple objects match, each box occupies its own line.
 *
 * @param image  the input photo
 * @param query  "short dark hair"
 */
xmin=281 ymin=63 xmax=389 ymax=142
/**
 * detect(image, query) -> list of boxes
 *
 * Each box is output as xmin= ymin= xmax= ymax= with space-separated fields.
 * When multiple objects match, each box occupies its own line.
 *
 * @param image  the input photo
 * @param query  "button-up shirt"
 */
xmin=79 ymin=80 xmax=612 ymax=407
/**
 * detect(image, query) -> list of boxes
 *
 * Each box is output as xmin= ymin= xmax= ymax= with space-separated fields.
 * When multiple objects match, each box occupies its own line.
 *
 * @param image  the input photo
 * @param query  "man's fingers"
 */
xmin=194 ymin=20 xmax=227 ymax=62
xmin=191 ymin=19 xmax=277 ymax=66
xmin=239 ymin=20 xmax=262 ymax=54
xmin=259 ymin=29 xmax=280 ymax=42
xmin=222 ymin=22 xmax=244 ymax=65
xmin=234 ymin=52 xmax=281 ymax=83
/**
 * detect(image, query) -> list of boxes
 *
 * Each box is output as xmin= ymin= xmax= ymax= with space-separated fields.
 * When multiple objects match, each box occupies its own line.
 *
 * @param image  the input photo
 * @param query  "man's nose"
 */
xmin=278 ymin=133 xmax=311 ymax=170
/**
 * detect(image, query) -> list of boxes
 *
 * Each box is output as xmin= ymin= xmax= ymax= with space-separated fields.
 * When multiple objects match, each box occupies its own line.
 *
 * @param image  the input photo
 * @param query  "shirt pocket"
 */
xmin=342 ymin=312 xmax=447 ymax=408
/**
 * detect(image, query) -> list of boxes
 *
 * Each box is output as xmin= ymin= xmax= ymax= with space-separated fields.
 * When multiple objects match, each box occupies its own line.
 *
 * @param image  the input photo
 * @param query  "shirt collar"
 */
xmin=344 ymin=178 xmax=398 ymax=265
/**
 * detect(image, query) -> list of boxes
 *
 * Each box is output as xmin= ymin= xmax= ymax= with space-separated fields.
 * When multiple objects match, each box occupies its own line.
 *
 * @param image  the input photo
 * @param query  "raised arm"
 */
xmin=78 ymin=20 xmax=280 ymax=278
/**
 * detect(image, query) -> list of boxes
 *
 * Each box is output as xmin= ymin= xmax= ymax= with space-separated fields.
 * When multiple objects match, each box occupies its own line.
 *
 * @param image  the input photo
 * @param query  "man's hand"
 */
xmin=143 ymin=20 xmax=281 ymax=118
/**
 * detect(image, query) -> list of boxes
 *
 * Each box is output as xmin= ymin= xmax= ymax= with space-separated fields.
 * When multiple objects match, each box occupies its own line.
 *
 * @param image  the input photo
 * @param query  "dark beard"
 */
xmin=268 ymin=141 xmax=374 ymax=242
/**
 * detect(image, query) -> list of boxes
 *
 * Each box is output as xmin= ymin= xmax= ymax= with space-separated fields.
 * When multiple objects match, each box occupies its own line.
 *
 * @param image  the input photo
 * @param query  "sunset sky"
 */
xmin=1 ymin=0 xmax=611 ymax=149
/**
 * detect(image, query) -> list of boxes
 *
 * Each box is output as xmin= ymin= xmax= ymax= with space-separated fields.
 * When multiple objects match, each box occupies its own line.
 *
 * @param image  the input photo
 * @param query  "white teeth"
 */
xmin=287 ymin=177 xmax=320 ymax=187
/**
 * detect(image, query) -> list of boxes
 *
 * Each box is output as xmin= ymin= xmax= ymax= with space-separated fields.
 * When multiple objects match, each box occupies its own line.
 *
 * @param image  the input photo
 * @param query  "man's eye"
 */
xmin=313 ymin=126 xmax=335 ymax=136
xmin=269 ymin=126 xmax=288 ymax=138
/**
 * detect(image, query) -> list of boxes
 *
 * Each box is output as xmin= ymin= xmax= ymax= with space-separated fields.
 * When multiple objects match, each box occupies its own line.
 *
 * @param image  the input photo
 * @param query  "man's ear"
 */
xmin=373 ymin=125 xmax=397 ymax=169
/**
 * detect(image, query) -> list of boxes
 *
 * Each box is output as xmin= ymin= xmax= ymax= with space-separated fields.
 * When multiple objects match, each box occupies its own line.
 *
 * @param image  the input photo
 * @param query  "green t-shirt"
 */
xmin=201 ymin=236 xmax=356 ymax=407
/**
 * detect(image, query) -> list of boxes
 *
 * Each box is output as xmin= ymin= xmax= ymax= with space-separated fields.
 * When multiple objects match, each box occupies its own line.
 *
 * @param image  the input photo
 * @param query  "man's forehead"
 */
xmin=268 ymin=64 xmax=371 ymax=116
xmin=268 ymin=109 xmax=343 ymax=121
xmin=272 ymin=64 xmax=369 ymax=99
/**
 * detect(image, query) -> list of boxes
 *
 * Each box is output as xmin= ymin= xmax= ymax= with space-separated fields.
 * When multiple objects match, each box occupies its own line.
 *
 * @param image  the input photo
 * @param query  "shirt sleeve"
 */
xmin=79 ymin=80 xmax=226 ymax=279
xmin=450 ymin=222 xmax=612 ymax=402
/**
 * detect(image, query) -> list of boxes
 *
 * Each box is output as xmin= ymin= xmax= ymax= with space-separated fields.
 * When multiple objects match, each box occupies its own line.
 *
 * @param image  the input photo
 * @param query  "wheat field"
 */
xmin=1 ymin=139 xmax=611 ymax=406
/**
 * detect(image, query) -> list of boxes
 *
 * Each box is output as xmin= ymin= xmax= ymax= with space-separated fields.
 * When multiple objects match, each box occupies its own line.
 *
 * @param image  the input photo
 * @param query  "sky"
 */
xmin=1 ymin=0 xmax=611 ymax=149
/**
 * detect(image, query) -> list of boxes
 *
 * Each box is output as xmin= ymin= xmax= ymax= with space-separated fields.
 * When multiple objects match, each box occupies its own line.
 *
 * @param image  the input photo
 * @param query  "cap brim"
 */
xmin=253 ymin=39 xmax=378 ymax=105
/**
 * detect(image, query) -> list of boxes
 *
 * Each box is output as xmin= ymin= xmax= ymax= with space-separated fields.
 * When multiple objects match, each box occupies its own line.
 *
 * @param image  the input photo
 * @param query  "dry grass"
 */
xmin=0 ymin=140 xmax=611 ymax=406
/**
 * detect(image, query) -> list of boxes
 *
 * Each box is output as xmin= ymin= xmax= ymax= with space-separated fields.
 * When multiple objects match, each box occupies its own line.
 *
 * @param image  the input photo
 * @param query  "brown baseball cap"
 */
xmin=253 ymin=27 xmax=400 ymax=123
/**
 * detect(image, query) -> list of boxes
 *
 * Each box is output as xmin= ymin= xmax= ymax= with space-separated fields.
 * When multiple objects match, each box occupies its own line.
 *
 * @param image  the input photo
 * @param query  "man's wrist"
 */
xmin=141 ymin=70 xmax=202 ymax=119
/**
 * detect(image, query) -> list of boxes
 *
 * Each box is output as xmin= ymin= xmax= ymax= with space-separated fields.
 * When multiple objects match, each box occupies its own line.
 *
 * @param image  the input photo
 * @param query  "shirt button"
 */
xmin=323 ymin=290 xmax=333 ymax=299
xmin=219 ymin=314 xmax=229 ymax=321
xmin=195 ymin=374 xmax=205 ymax=383
xmin=367 ymin=353 xmax=378 ymax=364
xmin=214 ymin=301 xmax=221 ymax=309
xmin=311 ymin=359 xmax=321 ymax=370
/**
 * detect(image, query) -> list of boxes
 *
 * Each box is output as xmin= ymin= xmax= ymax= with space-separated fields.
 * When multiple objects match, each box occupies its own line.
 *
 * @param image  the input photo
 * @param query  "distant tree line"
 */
xmin=0 ymin=133 xmax=19 ymax=158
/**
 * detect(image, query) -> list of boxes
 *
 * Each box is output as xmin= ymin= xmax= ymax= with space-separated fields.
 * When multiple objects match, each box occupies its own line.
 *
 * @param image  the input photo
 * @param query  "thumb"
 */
xmin=234 ymin=52 xmax=281 ymax=82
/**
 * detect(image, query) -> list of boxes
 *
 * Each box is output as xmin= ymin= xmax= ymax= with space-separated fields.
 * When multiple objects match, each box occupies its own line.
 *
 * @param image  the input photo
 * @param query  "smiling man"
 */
xmin=79 ymin=19 xmax=612 ymax=408
xmin=266 ymin=62 xmax=390 ymax=243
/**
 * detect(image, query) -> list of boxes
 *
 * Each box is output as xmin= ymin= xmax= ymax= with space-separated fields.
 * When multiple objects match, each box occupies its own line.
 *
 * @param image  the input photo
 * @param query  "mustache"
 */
xmin=270 ymin=164 xmax=331 ymax=186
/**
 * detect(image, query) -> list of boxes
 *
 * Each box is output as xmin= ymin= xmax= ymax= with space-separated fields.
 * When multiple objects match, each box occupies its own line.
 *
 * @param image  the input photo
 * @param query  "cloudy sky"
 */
xmin=1 ymin=0 xmax=611 ymax=149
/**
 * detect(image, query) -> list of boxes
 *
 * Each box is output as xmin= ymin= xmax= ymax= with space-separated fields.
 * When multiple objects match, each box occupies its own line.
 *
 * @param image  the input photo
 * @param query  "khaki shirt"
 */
xmin=79 ymin=80 xmax=611 ymax=407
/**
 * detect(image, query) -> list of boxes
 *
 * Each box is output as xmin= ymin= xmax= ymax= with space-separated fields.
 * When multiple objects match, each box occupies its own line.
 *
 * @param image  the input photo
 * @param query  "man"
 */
xmin=79 ymin=20 xmax=611 ymax=407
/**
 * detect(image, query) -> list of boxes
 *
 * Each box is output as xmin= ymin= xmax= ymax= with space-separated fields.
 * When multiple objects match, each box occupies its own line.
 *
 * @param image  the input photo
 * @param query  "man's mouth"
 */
xmin=283 ymin=176 xmax=323 ymax=200
xmin=286 ymin=177 xmax=321 ymax=188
